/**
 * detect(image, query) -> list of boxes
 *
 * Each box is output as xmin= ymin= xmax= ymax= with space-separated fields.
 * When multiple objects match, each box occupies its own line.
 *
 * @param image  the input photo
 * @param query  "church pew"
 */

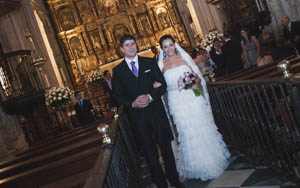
xmin=229 ymin=57 xmax=300 ymax=80
xmin=217 ymin=55 xmax=298 ymax=81
xmin=0 ymin=129 xmax=101 ymax=180
xmin=14 ymin=118 xmax=111 ymax=157
xmin=16 ymin=122 xmax=101 ymax=157
xmin=0 ymin=119 xmax=110 ymax=169
xmin=261 ymin=61 xmax=300 ymax=78
xmin=0 ymin=125 xmax=99 ymax=169
xmin=0 ymin=146 xmax=102 ymax=188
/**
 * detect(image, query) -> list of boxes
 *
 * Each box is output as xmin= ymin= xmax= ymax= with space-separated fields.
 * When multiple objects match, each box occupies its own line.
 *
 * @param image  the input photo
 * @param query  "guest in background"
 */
xmin=210 ymin=39 xmax=226 ymax=77
xmin=281 ymin=16 xmax=300 ymax=54
xmin=241 ymin=28 xmax=260 ymax=68
xmin=258 ymin=24 xmax=277 ymax=59
xmin=195 ymin=48 xmax=211 ymax=81
xmin=151 ymin=46 xmax=160 ymax=63
xmin=256 ymin=47 xmax=273 ymax=67
xmin=222 ymin=33 xmax=243 ymax=74
xmin=74 ymin=91 xmax=95 ymax=126
xmin=191 ymin=48 xmax=201 ymax=64
xmin=103 ymin=70 xmax=117 ymax=107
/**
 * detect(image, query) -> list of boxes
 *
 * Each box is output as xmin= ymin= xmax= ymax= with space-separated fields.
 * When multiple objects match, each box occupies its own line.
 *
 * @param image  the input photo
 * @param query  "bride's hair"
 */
xmin=159 ymin=35 xmax=175 ymax=48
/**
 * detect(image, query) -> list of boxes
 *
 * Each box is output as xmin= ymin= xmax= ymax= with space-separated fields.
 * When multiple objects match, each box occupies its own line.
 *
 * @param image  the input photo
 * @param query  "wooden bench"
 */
xmin=0 ymin=119 xmax=113 ymax=188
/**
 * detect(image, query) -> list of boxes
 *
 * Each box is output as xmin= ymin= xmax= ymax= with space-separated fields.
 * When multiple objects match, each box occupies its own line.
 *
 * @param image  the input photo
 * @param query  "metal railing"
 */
xmin=84 ymin=111 xmax=143 ymax=188
xmin=208 ymin=78 xmax=300 ymax=178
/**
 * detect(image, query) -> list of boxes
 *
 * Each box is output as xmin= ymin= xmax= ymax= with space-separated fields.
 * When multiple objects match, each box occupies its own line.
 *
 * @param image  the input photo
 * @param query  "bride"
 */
xmin=156 ymin=35 xmax=230 ymax=180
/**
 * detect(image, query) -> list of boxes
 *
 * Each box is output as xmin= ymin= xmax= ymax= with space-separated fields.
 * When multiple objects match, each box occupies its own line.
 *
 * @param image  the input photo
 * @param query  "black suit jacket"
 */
xmin=112 ymin=56 xmax=173 ymax=141
xmin=283 ymin=21 xmax=300 ymax=50
xmin=75 ymin=99 xmax=94 ymax=125
xmin=222 ymin=39 xmax=243 ymax=74
xmin=210 ymin=47 xmax=225 ymax=77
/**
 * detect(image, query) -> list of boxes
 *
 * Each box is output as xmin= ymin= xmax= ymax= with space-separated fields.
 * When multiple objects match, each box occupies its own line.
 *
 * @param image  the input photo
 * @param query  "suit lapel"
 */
xmin=121 ymin=59 xmax=138 ymax=79
xmin=138 ymin=56 xmax=145 ymax=78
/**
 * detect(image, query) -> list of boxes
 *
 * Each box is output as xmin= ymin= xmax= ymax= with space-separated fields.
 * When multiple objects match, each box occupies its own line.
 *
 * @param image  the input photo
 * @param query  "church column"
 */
xmin=186 ymin=0 xmax=203 ymax=37
xmin=186 ymin=0 xmax=225 ymax=37
xmin=30 ymin=0 xmax=72 ymax=87
xmin=175 ymin=0 xmax=196 ymax=46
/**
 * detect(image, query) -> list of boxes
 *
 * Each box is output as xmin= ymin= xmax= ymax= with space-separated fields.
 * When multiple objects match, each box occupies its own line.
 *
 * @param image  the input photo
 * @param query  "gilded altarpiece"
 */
xmin=46 ymin=0 xmax=189 ymax=84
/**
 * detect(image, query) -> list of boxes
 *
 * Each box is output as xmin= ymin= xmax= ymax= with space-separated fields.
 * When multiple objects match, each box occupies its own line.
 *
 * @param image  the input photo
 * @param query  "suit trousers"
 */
xmin=133 ymin=113 xmax=179 ymax=188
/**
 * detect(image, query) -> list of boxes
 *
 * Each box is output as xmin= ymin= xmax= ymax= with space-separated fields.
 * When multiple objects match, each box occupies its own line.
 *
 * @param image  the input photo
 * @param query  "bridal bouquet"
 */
xmin=178 ymin=72 xmax=203 ymax=96
xmin=201 ymin=30 xmax=224 ymax=49
xmin=45 ymin=87 xmax=74 ymax=108
xmin=88 ymin=70 xmax=104 ymax=83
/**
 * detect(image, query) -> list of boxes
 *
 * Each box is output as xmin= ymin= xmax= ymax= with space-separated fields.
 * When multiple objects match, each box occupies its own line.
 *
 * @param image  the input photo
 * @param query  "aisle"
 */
xmin=143 ymin=150 xmax=299 ymax=188
xmin=183 ymin=151 xmax=299 ymax=188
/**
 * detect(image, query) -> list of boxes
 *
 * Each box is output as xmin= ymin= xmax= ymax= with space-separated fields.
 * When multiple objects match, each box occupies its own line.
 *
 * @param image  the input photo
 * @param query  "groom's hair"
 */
xmin=159 ymin=34 xmax=175 ymax=48
xmin=120 ymin=34 xmax=136 ymax=47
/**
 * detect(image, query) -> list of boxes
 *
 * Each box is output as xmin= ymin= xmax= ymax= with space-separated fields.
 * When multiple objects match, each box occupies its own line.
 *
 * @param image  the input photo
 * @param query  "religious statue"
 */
xmin=76 ymin=0 xmax=94 ymax=23
xmin=113 ymin=24 xmax=130 ymax=43
xmin=70 ymin=37 xmax=85 ymax=58
xmin=71 ymin=62 xmax=81 ymax=83
xmin=58 ymin=6 xmax=76 ymax=31
xmin=89 ymin=31 xmax=102 ymax=50
xmin=104 ymin=0 xmax=119 ymax=16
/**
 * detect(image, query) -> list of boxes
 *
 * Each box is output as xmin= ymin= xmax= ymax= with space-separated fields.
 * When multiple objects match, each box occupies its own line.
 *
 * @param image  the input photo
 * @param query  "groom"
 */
xmin=112 ymin=34 xmax=184 ymax=188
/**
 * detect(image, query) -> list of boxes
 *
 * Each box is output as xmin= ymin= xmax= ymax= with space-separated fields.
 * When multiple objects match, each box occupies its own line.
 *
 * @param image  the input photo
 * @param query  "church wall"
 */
xmin=46 ymin=0 xmax=190 ymax=85
xmin=0 ymin=0 xmax=71 ymax=89
xmin=266 ymin=0 xmax=300 ymax=38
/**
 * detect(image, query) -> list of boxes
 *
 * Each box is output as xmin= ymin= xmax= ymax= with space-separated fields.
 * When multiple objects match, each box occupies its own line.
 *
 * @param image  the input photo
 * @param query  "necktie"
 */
xmin=80 ymin=100 xmax=83 ymax=108
xmin=130 ymin=61 xmax=138 ymax=77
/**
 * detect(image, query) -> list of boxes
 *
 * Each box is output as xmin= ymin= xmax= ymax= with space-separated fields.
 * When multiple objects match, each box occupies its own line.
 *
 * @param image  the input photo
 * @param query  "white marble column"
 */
xmin=186 ymin=0 xmax=225 ymax=37
xmin=176 ymin=0 xmax=199 ymax=46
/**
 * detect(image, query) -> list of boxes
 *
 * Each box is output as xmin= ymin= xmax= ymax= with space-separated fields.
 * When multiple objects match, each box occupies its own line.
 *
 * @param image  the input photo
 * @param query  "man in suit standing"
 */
xmin=222 ymin=33 xmax=243 ymax=74
xmin=74 ymin=92 xmax=95 ymax=126
xmin=103 ymin=70 xmax=117 ymax=107
xmin=210 ymin=39 xmax=226 ymax=77
xmin=281 ymin=16 xmax=300 ymax=53
xmin=112 ymin=34 xmax=184 ymax=188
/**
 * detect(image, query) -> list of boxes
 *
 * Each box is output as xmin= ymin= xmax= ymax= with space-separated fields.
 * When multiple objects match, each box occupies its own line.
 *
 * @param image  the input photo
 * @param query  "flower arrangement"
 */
xmin=45 ymin=87 xmax=74 ymax=108
xmin=200 ymin=30 xmax=224 ymax=49
xmin=88 ymin=70 xmax=104 ymax=83
xmin=178 ymin=72 xmax=203 ymax=96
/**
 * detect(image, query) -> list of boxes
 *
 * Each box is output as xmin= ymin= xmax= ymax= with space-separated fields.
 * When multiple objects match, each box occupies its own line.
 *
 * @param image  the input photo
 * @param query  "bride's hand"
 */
xmin=153 ymin=81 xmax=162 ymax=88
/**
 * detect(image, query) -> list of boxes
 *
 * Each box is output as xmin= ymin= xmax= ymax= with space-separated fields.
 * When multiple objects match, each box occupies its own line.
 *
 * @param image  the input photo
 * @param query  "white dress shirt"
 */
xmin=125 ymin=55 xmax=139 ymax=72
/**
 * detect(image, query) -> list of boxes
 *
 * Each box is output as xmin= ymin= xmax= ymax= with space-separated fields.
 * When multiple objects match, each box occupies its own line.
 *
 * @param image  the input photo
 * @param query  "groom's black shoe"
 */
xmin=172 ymin=182 xmax=185 ymax=188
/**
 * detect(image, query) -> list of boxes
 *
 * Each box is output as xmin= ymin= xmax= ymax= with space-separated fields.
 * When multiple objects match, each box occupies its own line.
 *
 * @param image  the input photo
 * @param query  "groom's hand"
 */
xmin=132 ymin=95 xmax=150 ymax=108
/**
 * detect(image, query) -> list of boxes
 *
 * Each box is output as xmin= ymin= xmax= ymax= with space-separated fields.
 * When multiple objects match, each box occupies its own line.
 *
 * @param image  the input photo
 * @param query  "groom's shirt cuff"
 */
xmin=148 ymin=94 xmax=153 ymax=103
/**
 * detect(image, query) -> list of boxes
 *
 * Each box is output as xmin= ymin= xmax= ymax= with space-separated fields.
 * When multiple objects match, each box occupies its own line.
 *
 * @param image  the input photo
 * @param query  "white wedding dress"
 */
xmin=163 ymin=64 xmax=230 ymax=180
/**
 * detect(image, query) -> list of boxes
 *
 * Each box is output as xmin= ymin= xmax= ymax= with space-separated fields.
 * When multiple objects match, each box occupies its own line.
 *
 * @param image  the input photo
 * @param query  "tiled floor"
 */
xmin=181 ymin=152 xmax=299 ymax=188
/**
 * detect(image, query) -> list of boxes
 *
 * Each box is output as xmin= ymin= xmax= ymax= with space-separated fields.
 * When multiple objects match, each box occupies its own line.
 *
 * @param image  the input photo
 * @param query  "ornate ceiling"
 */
xmin=0 ymin=0 xmax=20 ymax=17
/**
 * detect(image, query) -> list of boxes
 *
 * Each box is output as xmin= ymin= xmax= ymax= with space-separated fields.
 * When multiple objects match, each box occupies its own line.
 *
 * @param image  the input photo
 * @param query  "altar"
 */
xmin=46 ymin=0 xmax=189 ymax=86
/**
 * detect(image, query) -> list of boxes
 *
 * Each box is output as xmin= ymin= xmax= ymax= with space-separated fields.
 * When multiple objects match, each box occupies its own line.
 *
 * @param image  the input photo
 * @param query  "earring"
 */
xmin=175 ymin=48 xmax=180 ymax=55
xmin=163 ymin=52 xmax=168 ymax=60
